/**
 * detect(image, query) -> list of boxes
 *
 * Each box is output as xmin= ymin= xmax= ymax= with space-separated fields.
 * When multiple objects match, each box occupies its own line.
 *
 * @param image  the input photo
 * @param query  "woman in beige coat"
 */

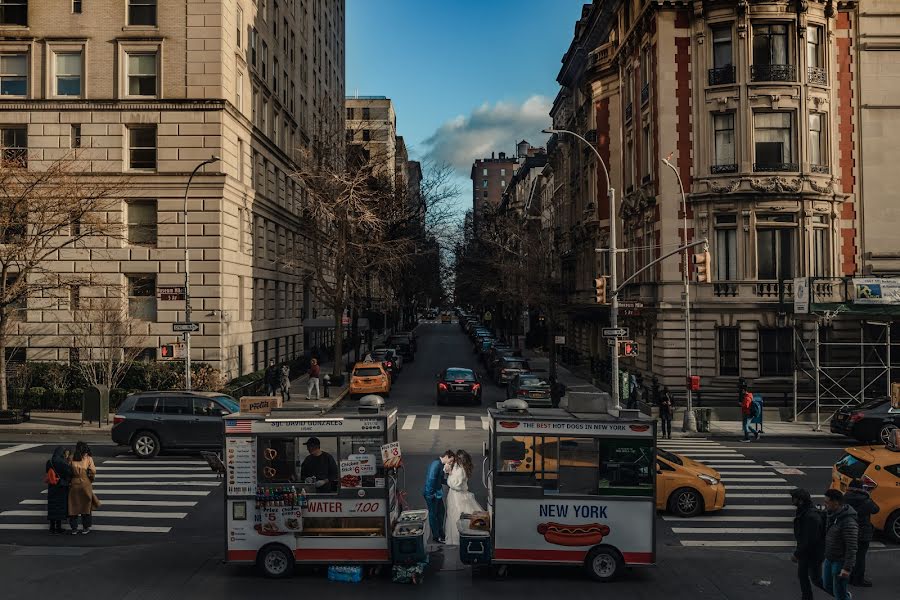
xmin=68 ymin=441 xmax=99 ymax=534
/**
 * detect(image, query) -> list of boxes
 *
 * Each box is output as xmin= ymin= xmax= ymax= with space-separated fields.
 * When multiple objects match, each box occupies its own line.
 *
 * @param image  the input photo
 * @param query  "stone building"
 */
xmin=547 ymin=0 xmax=887 ymax=403
xmin=0 ymin=0 xmax=346 ymax=379
xmin=471 ymin=151 xmax=518 ymax=234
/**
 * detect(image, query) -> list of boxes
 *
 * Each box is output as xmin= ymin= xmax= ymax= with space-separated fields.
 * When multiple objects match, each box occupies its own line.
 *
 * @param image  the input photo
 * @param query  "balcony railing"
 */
xmin=750 ymin=64 xmax=797 ymax=82
xmin=708 ymin=65 xmax=736 ymax=86
xmin=810 ymin=163 xmax=830 ymax=174
xmin=714 ymin=282 xmax=738 ymax=297
xmin=807 ymin=66 xmax=827 ymax=85
xmin=753 ymin=162 xmax=799 ymax=172
xmin=624 ymin=103 xmax=633 ymax=122
xmin=640 ymin=83 xmax=650 ymax=105
xmin=755 ymin=281 xmax=793 ymax=298
xmin=710 ymin=163 xmax=738 ymax=174
xmin=707 ymin=278 xmax=851 ymax=304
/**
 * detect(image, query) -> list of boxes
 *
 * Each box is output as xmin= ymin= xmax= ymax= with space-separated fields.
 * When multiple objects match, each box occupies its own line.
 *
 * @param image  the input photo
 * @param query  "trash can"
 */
xmin=751 ymin=394 xmax=764 ymax=434
xmin=81 ymin=385 xmax=109 ymax=426
xmin=694 ymin=408 xmax=712 ymax=433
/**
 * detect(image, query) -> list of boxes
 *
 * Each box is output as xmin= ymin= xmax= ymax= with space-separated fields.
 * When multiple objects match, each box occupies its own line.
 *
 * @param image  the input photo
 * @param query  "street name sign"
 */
xmin=602 ymin=327 xmax=628 ymax=338
xmin=158 ymin=286 xmax=186 ymax=301
xmin=173 ymin=322 xmax=200 ymax=332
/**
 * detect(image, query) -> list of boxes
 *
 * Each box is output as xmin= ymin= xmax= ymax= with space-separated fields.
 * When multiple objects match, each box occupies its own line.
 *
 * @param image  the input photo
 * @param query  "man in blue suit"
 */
xmin=423 ymin=450 xmax=454 ymax=543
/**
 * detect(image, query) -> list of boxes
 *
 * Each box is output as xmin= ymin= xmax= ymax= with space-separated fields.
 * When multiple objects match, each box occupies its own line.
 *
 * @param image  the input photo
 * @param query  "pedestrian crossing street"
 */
xmin=401 ymin=414 xmax=490 ymax=431
xmin=0 ymin=456 xmax=221 ymax=535
xmin=657 ymin=438 xmax=889 ymax=551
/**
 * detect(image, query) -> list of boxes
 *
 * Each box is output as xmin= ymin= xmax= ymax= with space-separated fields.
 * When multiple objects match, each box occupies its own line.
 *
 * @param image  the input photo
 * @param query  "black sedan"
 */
xmin=830 ymin=397 xmax=900 ymax=444
xmin=370 ymin=348 xmax=402 ymax=379
xmin=436 ymin=367 xmax=482 ymax=406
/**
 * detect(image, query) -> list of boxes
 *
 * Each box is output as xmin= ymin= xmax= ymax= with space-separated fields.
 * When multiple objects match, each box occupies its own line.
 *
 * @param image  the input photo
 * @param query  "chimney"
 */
xmin=499 ymin=152 xmax=506 ymax=160
xmin=492 ymin=152 xmax=495 ymax=159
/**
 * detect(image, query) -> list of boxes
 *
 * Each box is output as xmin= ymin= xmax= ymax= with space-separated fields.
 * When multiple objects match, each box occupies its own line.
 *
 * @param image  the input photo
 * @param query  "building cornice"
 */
xmin=0 ymin=99 xmax=228 ymax=111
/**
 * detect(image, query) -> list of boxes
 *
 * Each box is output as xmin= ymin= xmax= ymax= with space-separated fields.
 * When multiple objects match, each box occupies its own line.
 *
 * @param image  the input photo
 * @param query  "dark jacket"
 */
xmin=46 ymin=448 xmax=73 ymax=521
xmin=659 ymin=393 xmax=674 ymax=419
xmin=793 ymin=503 xmax=824 ymax=559
xmin=844 ymin=488 xmax=880 ymax=542
xmin=422 ymin=459 xmax=445 ymax=500
xmin=824 ymin=504 xmax=859 ymax=571
xmin=264 ymin=365 xmax=279 ymax=386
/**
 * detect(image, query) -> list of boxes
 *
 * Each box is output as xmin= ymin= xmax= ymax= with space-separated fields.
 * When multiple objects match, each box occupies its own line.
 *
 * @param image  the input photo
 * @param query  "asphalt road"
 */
xmin=0 ymin=321 xmax=897 ymax=599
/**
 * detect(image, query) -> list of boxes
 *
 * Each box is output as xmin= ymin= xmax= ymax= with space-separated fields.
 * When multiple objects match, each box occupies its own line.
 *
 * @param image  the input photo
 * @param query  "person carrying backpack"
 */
xmin=790 ymin=488 xmax=825 ymax=600
xmin=844 ymin=479 xmax=879 ymax=588
xmin=740 ymin=389 xmax=754 ymax=442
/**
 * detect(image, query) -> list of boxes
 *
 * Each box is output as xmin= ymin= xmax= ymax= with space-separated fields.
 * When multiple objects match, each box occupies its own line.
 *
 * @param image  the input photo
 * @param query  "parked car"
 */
xmin=486 ymin=349 xmax=515 ymax=373
xmin=394 ymin=331 xmax=418 ymax=353
xmin=436 ymin=367 xmax=482 ymax=406
xmin=112 ymin=391 xmax=239 ymax=459
xmin=656 ymin=449 xmax=726 ymax=518
xmin=349 ymin=362 xmax=391 ymax=400
xmin=832 ymin=443 xmax=900 ymax=542
xmin=440 ymin=313 xmax=452 ymax=324
xmin=387 ymin=335 xmax=415 ymax=362
xmin=474 ymin=336 xmax=495 ymax=356
xmin=369 ymin=348 xmax=402 ymax=379
xmin=830 ymin=397 xmax=900 ymax=444
xmin=493 ymin=356 xmax=531 ymax=385
xmin=507 ymin=373 xmax=552 ymax=406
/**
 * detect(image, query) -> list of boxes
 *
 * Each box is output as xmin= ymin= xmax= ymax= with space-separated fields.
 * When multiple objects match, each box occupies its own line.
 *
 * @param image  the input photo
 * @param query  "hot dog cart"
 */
xmin=224 ymin=405 xmax=421 ymax=578
xmin=460 ymin=398 xmax=657 ymax=581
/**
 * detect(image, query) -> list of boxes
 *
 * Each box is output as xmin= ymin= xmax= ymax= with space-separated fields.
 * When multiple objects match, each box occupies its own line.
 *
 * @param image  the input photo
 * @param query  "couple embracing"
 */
xmin=422 ymin=449 xmax=482 ymax=545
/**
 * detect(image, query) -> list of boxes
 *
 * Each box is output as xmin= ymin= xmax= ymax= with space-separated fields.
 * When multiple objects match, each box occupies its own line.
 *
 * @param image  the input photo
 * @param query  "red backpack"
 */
xmin=44 ymin=466 xmax=60 ymax=486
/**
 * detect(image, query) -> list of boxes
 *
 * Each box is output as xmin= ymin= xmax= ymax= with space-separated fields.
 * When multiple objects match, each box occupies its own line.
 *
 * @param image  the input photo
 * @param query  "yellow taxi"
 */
xmin=440 ymin=312 xmax=451 ymax=323
xmin=349 ymin=362 xmax=391 ymax=400
xmin=656 ymin=448 xmax=726 ymax=517
xmin=831 ymin=441 xmax=900 ymax=543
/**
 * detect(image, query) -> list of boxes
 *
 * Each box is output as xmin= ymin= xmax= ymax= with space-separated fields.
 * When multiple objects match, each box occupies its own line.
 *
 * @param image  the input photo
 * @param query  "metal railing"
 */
xmin=708 ymin=65 xmax=736 ymax=86
xmin=710 ymin=163 xmax=738 ymax=174
xmin=640 ymin=83 xmax=650 ymax=105
xmin=753 ymin=161 xmax=799 ymax=172
xmin=750 ymin=64 xmax=797 ymax=82
xmin=807 ymin=66 xmax=827 ymax=85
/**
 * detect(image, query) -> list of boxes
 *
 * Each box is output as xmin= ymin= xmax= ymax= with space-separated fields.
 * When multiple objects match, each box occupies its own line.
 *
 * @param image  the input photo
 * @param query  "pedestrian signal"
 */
xmin=622 ymin=341 xmax=638 ymax=357
xmin=693 ymin=250 xmax=711 ymax=283
xmin=593 ymin=276 xmax=608 ymax=304
xmin=160 ymin=344 xmax=175 ymax=359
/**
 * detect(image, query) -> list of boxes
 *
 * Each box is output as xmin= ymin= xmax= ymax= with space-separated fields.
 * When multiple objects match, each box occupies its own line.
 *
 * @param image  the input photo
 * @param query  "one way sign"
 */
xmin=173 ymin=322 xmax=200 ymax=333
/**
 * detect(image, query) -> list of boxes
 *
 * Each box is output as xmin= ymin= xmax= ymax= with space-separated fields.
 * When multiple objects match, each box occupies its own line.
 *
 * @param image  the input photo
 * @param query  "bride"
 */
xmin=444 ymin=449 xmax=483 ymax=546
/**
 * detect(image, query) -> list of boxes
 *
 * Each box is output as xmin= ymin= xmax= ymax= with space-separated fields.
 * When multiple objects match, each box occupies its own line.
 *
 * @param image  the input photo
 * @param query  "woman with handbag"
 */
xmin=68 ymin=441 xmax=100 ymax=535
xmin=45 ymin=447 xmax=73 ymax=534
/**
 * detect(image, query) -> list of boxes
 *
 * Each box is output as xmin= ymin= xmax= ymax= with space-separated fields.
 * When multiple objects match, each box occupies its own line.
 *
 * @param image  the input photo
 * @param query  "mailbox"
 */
xmin=82 ymin=385 xmax=110 ymax=425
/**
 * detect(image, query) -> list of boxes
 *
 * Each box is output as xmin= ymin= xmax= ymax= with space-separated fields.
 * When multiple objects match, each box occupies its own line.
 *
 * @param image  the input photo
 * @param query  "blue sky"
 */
xmin=346 ymin=0 xmax=585 ymax=182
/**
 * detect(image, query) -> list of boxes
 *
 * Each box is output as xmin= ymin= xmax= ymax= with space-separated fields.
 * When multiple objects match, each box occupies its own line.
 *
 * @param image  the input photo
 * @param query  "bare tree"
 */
xmin=0 ymin=153 xmax=127 ymax=409
xmin=68 ymin=292 xmax=148 ymax=391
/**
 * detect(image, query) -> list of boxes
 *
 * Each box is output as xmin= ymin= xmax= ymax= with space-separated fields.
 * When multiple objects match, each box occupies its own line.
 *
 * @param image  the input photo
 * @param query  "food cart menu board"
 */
xmin=226 ymin=437 xmax=257 ymax=495
xmin=340 ymin=460 xmax=363 ymax=488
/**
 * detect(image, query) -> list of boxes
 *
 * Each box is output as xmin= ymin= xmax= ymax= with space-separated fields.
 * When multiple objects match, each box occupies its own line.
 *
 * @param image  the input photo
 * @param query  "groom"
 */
xmin=423 ymin=450 xmax=454 ymax=543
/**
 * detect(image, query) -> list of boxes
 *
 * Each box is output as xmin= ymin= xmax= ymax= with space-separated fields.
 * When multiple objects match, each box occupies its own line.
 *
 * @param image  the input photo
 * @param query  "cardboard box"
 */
xmin=239 ymin=396 xmax=282 ymax=414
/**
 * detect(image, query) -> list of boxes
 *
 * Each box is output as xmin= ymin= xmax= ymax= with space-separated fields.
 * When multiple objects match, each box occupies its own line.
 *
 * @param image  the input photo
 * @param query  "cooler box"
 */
xmin=458 ymin=520 xmax=491 ymax=566
xmin=392 ymin=510 xmax=428 ymax=564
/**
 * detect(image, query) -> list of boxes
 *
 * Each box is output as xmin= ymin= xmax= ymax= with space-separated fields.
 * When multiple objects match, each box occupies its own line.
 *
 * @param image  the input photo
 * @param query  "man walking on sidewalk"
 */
xmin=306 ymin=359 xmax=321 ymax=400
xmin=790 ymin=488 xmax=825 ymax=600
xmin=844 ymin=479 xmax=879 ymax=588
xmin=264 ymin=359 xmax=279 ymax=396
xmin=740 ymin=388 xmax=754 ymax=442
xmin=659 ymin=387 xmax=674 ymax=440
xmin=822 ymin=489 xmax=858 ymax=600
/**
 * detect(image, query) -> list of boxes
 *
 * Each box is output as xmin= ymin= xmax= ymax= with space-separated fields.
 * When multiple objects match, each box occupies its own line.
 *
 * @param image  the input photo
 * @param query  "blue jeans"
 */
xmin=742 ymin=415 xmax=753 ymax=439
xmin=823 ymin=559 xmax=851 ymax=600
xmin=424 ymin=495 xmax=445 ymax=541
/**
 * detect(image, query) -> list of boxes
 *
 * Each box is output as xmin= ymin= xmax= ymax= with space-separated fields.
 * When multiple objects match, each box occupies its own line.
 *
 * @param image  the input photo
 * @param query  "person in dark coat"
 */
xmin=822 ymin=489 xmax=858 ymax=600
xmin=659 ymin=387 xmax=674 ymax=440
xmin=844 ymin=479 xmax=879 ymax=587
xmin=46 ymin=447 xmax=73 ymax=534
xmin=790 ymin=488 xmax=824 ymax=600
xmin=264 ymin=359 xmax=279 ymax=396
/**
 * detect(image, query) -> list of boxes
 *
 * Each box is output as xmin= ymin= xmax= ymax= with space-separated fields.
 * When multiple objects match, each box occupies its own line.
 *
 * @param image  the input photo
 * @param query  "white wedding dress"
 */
xmin=444 ymin=463 xmax=483 ymax=546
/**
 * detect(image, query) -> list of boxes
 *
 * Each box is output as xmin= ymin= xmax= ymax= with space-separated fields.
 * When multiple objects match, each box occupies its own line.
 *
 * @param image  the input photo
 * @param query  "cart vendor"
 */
xmin=300 ymin=437 xmax=338 ymax=492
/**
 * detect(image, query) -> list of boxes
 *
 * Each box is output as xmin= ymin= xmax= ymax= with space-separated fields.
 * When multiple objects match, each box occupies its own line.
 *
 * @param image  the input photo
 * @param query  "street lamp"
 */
xmin=543 ymin=127 xmax=621 ymax=410
xmin=661 ymin=154 xmax=697 ymax=432
xmin=183 ymin=155 xmax=220 ymax=391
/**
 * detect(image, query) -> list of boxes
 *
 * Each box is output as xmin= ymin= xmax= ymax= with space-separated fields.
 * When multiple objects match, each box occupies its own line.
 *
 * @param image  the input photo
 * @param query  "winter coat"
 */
xmin=308 ymin=363 xmax=321 ymax=378
xmin=793 ymin=503 xmax=825 ymax=559
xmin=824 ymin=504 xmax=859 ymax=572
xmin=280 ymin=366 xmax=291 ymax=390
xmin=740 ymin=392 xmax=753 ymax=416
xmin=264 ymin=365 xmax=280 ymax=386
xmin=68 ymin=456 xmax=98 ymax=516
xmin=46 ymin=448 xmax=73 ymax=521
xmin=844 ymin=488 xmax=880 ymax=542
xmin=659 ymin=394 xmax=674 ymax=419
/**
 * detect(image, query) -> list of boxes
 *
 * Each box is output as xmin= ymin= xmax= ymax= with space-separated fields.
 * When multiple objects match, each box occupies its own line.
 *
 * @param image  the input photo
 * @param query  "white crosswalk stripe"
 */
xmin=429 ymin=415 xmax=441 ymax=430
xmin=402 ymin=415 xmax=416 ymax=430
xmin=0 ymin=456 xmax=219 ymax=536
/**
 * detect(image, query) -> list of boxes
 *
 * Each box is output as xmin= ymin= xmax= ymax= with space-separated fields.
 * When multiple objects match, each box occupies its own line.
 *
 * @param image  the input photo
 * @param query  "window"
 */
xmin=282 ymin=71 xmax=287 ymax=104
xmin=160 ymin=397 xmax=191 ymax=415
xmin=759 ymin=327 xmax=792 ymax=376
xmin=290 ymin=32 xmax=295 ymax=63
xmin=754 ymin=112 xmax=795 ymax=171
xmin=482 ymin=191 xmax=488 ymax=198
xmin=807 ymin=25 xmax=825 ymax=84
xmin=346 ymin=107 xmax=354 ymax=120
xmin=54 ymin=52 xmax=81 ymax=96
xmin=0 ymin=54 xmax=27 ymax=96
xmin=126 ymin=200 xmax=157 ymax=246
xmin=238 ymin=138 xmax=245 ymax=183
xmin=127 ymin=274 xmax=156 ymax=321
xmin=1 ymin=126 xmax=27 ymax=166
xmin=482 ymin=179 xmax=488 ymax=188
xmin=712 ymin=25 xmax=733 ymax=69
xmin=809 ymin=112 xmax=826 ymax=169
xmin=500 ymin=168 xmax=506 ymax=176
xmin=273 ymin=58 xmax=278 ymax=93
xmin=128 ymin=126 xmax=157 ymax=170
xmin=500 ymin=180 xmax=505 ymax=188
xmin=718 ymin=327 xmax=740 ymax=376
xmin=132 ymin=396 xmax=157 ymax=413
xmin=642 ymin=124 xmax=652 ymax=179
xmin=0 ymin=0 xmax=27 ymax=26
xmin=236 ymin=6 xmax=242 ymax=48
xmin=640 ymin=45 xmax=651 ymax=88
xmin=757 ymin=214 xmax=797 ymax=280
xmin=262 ymin=98 xmax=268 ymax=133
xmin=482 ymin=168 xmax=487 ymax=176
xmin=712 ymin=113 xmax=736 ymax=172
xmin=752 ymin=23 xmax=793 ymax=81
xmin=70 ymin=124 xmax=81 ymax=149
xmin=715 ymin=214 xmax=737 ymax=280
xmin=362 ymin=129 xmax=370 ymax=142
xmin=812 ymin=216 xmax=829 ymax=277
xmin=273 ymin=111 xmax=279 ymax=146
xmin=249 ymin=27 xmax=257 ymax=65
xmin=127 ymin=52 xmax=157 ymax=96
xmin=73 ymin=0 xmax=82 ymax=14
xmin=128 ymin=0 xmax=157 ymax=27
xmin=362 ymin=107 xmax=370 ymax=119
xmin=251 ymin=86 xmax=258 ymax=126
xmin=261 ymin=42 xmax=268 ymax=81
xmin=235 ymin=69 xmax=243 ymax=111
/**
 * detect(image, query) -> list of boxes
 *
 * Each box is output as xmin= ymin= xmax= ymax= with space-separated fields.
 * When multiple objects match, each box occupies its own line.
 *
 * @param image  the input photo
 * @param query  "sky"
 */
xmin=346 ymin=0 xmax=586 ymax=206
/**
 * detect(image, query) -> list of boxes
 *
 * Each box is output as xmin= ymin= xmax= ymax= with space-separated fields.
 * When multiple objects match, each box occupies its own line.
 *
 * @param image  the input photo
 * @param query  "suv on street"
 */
xmin=112 ymin=391 xmax=239 ymax=459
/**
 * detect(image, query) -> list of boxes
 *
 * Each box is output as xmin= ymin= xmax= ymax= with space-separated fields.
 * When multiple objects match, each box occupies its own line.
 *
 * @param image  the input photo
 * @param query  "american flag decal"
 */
xmin=225 ymin=419 xmax=252 ymax=433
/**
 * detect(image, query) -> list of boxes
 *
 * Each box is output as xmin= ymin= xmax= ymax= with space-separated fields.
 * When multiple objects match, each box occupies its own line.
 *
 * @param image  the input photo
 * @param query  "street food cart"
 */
xmin=224 ymin=406 xmax=414 ymax=577
xmin=460 ymin=399 xmax=657 ymax=581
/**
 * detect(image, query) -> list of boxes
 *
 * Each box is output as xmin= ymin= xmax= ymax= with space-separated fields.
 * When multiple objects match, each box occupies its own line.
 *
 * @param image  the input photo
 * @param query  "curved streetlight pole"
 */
xmin=661 ymin=155 xmax=697 ymax=432
xmin=543 ymin=128 xmax=620 ymax=409
xmin=183 ymin=156 xmax=220 ymax=391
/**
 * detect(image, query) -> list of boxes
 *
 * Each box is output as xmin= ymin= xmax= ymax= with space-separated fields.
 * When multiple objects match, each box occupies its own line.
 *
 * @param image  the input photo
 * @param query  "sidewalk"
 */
xmin=522 ymin=349 xmax=843 ymax=439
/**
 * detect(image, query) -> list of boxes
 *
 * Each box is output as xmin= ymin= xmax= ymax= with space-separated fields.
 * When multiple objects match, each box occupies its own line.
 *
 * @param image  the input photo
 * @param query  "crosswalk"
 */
xmin=0 ymin=455 xmax=221 ymax=535
xmin=657 ymin=438 xmax=888 ymax=551
xmin=400 ymin=414 xmax=490 ymax=431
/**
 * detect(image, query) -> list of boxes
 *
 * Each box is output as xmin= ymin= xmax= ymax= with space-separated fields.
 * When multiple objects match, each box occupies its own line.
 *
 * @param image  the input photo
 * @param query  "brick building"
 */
xmin=471 ymin=151 xmax=517 ymax=233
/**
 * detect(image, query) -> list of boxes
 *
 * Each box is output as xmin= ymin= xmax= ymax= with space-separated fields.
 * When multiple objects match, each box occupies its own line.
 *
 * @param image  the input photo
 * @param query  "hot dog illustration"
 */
xmin=537 ymin=522 xmax=610 ymax=546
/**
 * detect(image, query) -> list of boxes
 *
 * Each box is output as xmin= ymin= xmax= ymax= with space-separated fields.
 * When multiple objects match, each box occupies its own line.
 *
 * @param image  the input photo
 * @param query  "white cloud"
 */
xmin=423 ymin=95 xmax=552 ymax=175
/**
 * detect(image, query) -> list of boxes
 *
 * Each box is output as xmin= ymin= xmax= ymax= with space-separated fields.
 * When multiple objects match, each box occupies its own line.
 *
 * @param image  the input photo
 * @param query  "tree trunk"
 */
xmin=0 ymin=337 xmax=6 ymax=411
xmin=332 ymin=305 xmax=344 ymax=378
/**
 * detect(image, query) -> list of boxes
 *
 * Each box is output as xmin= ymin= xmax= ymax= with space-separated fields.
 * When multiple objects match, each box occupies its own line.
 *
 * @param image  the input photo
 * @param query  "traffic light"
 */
xmin=622 ymin=340 xmax=638 ymax=357
xmin=693 ymin=250 xmax=711 ymax=283
xmin=160 ymin=344 xmax=175 ymax=359
xmin=593 ymin=276 xmax=608 ymax=304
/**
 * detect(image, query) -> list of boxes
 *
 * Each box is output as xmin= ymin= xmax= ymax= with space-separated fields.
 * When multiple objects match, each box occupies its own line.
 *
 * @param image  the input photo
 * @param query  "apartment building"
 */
xmin=471 ymin=151 xmax=517 ymax=234
xmin=0 ymin=0 xmax=346 ymax=379
xmin=547 ymin=0 xmax=886 ymax=401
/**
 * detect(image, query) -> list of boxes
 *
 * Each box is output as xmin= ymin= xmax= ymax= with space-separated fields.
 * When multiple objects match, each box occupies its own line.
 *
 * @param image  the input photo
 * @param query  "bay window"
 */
xmin=754 ymin=111 xmax=796 ymax=172
xmin=752 ymin=23 xmax=794 ymax=81
xmin=712 ymin=113 xmax=736 ymax=173
xmin=756 ymin=214 xmax=797 ymax=281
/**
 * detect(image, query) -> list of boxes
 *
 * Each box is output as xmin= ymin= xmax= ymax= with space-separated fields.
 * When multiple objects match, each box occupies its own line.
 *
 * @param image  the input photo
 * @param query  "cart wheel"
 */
xmin=257 ymin=544 xmax=294 ymax=579
xmin=585 ymin=546 xmax=623 ymax=582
